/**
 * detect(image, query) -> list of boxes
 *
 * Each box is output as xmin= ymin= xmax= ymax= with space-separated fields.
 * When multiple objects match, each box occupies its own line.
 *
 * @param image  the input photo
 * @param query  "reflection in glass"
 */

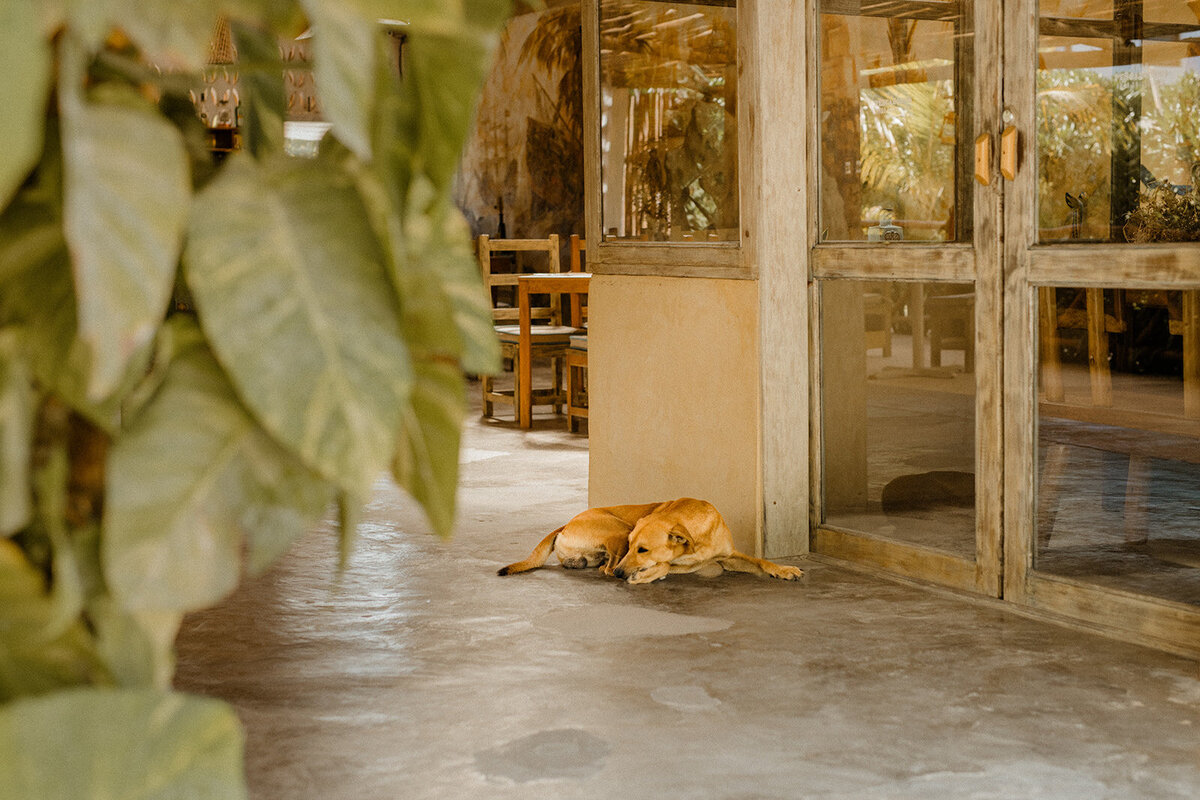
xmin=1037 ymin=285 xmax=1200 ymax=606
xmin=818 ymin=2 xmax=971 ymax=243
xmin=1038 ymin=1 xmax=1200 ymax=243
xmin=821 ymin=280 xmax=976 ymax=558
xmin=598 ymin=0 xmax=739 ymax=243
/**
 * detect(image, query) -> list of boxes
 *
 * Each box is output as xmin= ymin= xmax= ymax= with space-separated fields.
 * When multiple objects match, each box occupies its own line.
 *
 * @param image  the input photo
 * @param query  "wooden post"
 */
xmin=1038 ymin=287 xmax=1064 ymax=402
xmin=1085 ymin=287 xmax=1112 ymax=406
xmin=1184 ymin=289 xmax=1200 ymax=418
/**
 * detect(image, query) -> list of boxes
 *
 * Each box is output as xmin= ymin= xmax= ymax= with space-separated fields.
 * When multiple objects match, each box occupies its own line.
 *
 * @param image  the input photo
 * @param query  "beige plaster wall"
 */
xmin=587 ymin=275 xmax=761 ymax=555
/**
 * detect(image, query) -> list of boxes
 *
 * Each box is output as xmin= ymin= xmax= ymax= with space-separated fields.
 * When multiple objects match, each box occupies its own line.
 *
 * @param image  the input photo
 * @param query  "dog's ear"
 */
xmin=668 ymin=526 xmax=691 ymax=548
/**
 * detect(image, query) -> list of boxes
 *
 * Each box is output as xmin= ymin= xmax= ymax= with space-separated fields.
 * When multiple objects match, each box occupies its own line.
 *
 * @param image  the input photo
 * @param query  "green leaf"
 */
xmin=222 ymin=0 xmax=308 ymax=34
xmin=401 ymin=187 xmax=501 ymax=374
xmin=301 ymin=0 xmax=378 ymax=160
xmin=402 ymin=30 xmax=494 ymax=192
xmin=103 ymin=319 xmax=333 ymax=612
xmin=0 ymin=2 xmax=51 ymax=209
xmin=0 ymin=688 xmax=247 ymax=800
xmin=61 ymin=93 xmax=190 ymax=402
xmin=185 ymin=154 xmax=412 ymax=496
xmin=0 ymin=196 xmax=154 ymax=432
xmin=229 ymin=20 xmax=287 ymax=157
xmin=109 ymin=0 xmax=223 ymax=70
xmin=87 ymin=596 xmax=181 ymax=688
xmin=341 ymin=0 xmax=510 ymax=35
xmin=393 ymin=359 xmax=466 ymax=538
xmin=350 ymin=157 xmax=499 ymax=376
xmin=0 ymin=539 xmax=105 ymax=702
xmin=0 ymin=333 xmax=33 ymax=536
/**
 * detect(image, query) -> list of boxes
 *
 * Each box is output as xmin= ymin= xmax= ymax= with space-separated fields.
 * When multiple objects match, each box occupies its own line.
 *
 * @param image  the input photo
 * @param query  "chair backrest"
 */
xmin=478 ymin=234 xmax=561 ymax=325
xmin=569 ymin=234 xmax=588 ymax=328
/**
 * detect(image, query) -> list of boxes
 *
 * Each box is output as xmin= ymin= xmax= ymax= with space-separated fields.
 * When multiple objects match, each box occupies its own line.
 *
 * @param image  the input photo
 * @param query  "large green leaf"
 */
xmin=402 ymin=187 xmax=501 ymax=374
xmin=0 ymin=688 xmax=247 ymax=800
xmin=393 ymin=359 xmax=466 ymax=538
xmin=229 ymin=20 xmax=287 ymax=157
xmin=341 ymin=0 xmax=510 ymax=34
xmin=103 ymin=319 xmax=333 ymax=612
xmin=109 ymin=0 xmax=223 ymax=70
xmin=185 ymin=154 xmax=412 ymax=496
xmin=61 ymin=92 xmax=190 ymax=402
xmin=87 ymin=596 xmax=181 ymax=688
xmin=0 ymin=2 xmax=51 ymax=210
xmin=351 ymin=151 xmax=499 ymax=375
xmin=301 ymin=0 xmax=378 ymax=160
xmin=0 ymin=333 xmax=33 ymax=536
xmin=0 ymin=540 xmax=104 ymax=702
xmin=0 ymin=195 xmax=154 ymax=432
xmin=401 ymin=30 xmax=494 ymax=192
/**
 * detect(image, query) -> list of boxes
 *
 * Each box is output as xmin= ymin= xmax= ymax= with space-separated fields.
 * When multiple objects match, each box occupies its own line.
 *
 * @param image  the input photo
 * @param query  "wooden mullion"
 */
xmin=820 ymin=0 xmax=961 ymax=23
xmin=1039 ymin=17 xmax=1200 ymax=43
xmin=812 ymin=243 xmax=975 ymax=281
xmin=1028 ymin=245 xmax=1200 ymax=289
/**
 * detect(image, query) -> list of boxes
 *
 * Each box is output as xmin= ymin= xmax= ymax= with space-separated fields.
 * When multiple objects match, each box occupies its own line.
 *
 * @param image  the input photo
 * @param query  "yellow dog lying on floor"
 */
xmin=498 ymin=498 xmax=803 ymax=584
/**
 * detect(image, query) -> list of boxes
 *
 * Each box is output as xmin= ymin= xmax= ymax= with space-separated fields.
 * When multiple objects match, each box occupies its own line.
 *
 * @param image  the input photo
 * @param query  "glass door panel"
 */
xmin=1036 ymin=286 xmax=1200 ymax=606
xmin=821 ymin=280 xmax=977 ymax=559
xmin=819 ymin=1 xmax=971 ymax=243
xmin=1037 ymin=1 xmax=1200 ymax=244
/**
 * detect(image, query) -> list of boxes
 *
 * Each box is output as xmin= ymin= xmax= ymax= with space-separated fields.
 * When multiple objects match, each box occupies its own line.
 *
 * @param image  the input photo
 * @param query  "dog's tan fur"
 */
xmin=498 ymin=498 xmax=803 ymax=584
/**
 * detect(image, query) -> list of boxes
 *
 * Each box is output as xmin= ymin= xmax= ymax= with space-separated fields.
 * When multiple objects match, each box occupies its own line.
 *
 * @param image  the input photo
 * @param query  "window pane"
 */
xmin=598 ymin=0 xmax=739 ymax=243
xmin=1037 ymin=286 xmax=1200 ymax=606
xmin=821 ymin=280 xmax=976 ymax=558
xmin=818 ymin=2 xmax=970 ymax=243
xmin=1038 ymin=1 xmax=1200 ymax=243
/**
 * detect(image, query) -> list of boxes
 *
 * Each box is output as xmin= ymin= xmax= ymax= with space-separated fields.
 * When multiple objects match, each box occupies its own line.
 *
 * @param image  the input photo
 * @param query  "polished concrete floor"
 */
xmin=175 ymin=391 xmax=1200 ymax=800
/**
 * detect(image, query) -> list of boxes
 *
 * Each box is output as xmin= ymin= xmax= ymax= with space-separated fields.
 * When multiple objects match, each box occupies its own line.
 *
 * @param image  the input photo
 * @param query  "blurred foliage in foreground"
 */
xmin=0 ymin=1 xmax=506 ymax=796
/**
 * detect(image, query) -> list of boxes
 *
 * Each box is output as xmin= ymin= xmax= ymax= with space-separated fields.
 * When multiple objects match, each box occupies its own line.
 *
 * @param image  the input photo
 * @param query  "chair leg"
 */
xmin=481 ymin=374 xmax=493 ymax=418
xmin=553 ymin=355 xmax=564 ymax=415
xmin=513 ymin=354 xmax=523 ymax=424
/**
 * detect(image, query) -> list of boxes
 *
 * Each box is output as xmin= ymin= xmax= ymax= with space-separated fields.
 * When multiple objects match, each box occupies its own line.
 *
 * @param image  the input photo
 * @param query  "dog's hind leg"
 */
xmin=717 ymin=552 xmax=804 ymax=581
xmin=498 ymin=527 xmax=563 ymax=575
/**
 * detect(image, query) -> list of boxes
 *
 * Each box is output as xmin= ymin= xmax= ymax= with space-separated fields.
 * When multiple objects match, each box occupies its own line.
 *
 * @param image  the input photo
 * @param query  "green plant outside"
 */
xmin=0 ymin=1 xmax=506 ymax=796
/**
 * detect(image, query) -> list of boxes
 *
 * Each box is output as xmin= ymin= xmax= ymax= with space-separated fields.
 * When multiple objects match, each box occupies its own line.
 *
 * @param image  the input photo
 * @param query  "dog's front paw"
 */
xmin=770 ymin=565 xmax=804 ymax=581
xmin=626 ymin=564 xmax=670 ymax=584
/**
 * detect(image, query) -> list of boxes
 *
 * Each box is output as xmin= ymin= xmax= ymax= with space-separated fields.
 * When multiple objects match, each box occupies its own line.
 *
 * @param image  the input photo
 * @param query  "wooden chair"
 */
xmin=862 ymin=291 xmax=893 ymax=356
xmin=478 ymin=234 xmax=577 ymax=421
xmin=926 ymin=292 xmax=974 ymax=372
xmin=566 ymin=235 xmax=588 ymax=433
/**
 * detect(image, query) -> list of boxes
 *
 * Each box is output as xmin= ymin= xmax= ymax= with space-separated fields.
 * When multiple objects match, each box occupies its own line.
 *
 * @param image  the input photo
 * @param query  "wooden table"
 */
xmin=517 ymin=272 xmax=590 ymax=429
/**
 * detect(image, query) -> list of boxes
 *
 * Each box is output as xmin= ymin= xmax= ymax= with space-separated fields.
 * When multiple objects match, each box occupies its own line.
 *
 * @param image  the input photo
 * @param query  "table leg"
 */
xmin=910 ymin=283 xmax=926 ymax=369
xmin=518 ymin=282 xmax=533 ymax=429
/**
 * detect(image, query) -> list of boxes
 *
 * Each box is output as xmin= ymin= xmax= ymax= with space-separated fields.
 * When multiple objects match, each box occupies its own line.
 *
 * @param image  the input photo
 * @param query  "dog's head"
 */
xmin=612 ymin=518 xmax=692 ymax=583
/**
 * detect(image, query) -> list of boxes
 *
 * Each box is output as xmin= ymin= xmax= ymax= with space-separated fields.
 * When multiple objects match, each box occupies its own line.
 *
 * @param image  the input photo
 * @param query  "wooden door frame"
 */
xmin=807 ymin=0 xmax=1005 ymax=597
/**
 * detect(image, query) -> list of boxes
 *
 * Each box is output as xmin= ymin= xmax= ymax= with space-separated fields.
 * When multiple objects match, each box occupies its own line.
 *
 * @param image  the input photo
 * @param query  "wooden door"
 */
xmin=1004 ymin=0 xmax=1200 ymax=655
xmin=810 ymin=1 xmax=1005 ymax=596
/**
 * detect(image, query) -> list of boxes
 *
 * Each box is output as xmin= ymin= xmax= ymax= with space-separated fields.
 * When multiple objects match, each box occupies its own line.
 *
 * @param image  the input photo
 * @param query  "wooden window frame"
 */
xmin=582 ymin=0 xmax=753 ymax=279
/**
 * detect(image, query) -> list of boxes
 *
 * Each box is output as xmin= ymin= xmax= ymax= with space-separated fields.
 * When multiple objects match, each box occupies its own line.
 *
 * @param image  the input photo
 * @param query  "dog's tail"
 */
xmin=497 ymin=527 xmax=564 ymax=575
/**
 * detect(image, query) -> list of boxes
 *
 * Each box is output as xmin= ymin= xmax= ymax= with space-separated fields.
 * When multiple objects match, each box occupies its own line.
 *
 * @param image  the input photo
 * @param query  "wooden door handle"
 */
xmin=1000 ymin=125 xmax=1019 ymax=181
xmin=974 ymin=133 xmax=992 ymax=185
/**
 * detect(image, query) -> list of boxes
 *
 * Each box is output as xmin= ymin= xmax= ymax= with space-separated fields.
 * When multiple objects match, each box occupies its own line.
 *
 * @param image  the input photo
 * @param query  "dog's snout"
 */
xmin=612 ymin=567 xmax=626 ymax=579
